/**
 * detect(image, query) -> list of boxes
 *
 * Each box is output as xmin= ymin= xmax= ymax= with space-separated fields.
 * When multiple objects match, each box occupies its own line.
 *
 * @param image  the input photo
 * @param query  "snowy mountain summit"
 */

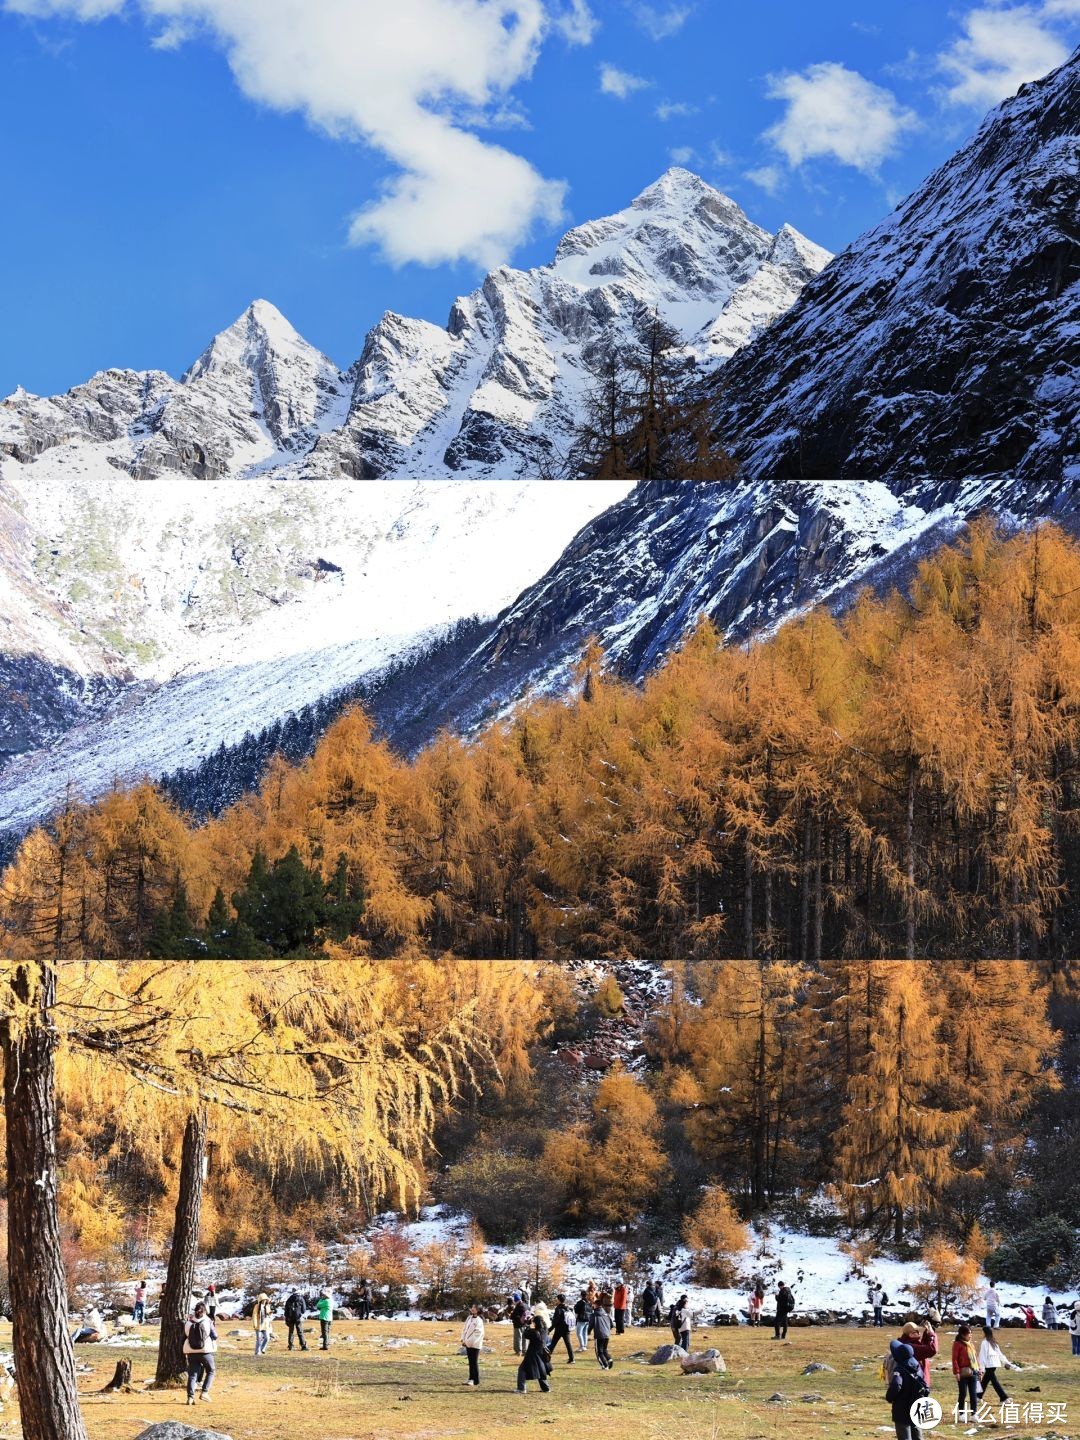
xmin=0 ymin=170 xmax=828 ymax=484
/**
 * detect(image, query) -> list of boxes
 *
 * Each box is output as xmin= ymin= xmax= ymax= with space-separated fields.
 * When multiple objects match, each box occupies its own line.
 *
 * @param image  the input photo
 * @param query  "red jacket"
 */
xmin=908 ymin=1329 xmax=939 ymax=1385
xmin=613 ymin=1285 xmax=628 ymax=1309
xmin=952 ymin=1338 xmax=978 ymax=1376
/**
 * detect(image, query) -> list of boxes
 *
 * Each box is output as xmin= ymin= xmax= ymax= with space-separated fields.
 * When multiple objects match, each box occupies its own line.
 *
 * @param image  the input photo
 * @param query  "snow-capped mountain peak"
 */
xmin=182 ymin=298 xmax=349 ymax=451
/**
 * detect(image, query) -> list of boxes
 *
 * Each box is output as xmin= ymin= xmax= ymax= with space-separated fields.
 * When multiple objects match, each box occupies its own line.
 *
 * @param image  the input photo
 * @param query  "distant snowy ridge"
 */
xmin=0 ymin=169 xmax=830 ymax=486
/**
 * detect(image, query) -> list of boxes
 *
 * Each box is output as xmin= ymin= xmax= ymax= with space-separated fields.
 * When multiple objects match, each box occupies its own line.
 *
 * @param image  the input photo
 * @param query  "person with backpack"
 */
xmin=252 ymin=1292 xmax=273 ymax=1357
xmin=872 ymin=1286 xmax=889 ymax=1327
xmin=516 ymin=1316 xmax=552 ymax=1395
xmin=184 ymin=1301 xmax=217 ymax=1405
xmin=283 ymin=1291 xmax=308 ymax=1352
xmin=952 ymin=1324 xmax=980 ymax=1419
xmin=317 ymin=1289 xmax=333 ymax=1350
xmin=613 ymin=1279 xmax=628 ymax=1335
xmin=886 ymin=1340 xmax=931 ymax=1440
xmin=977 ymin=1324 xmax=1016 ymax=1402
xmin=461 ymin=1303 xmax=484 ymax=1387
xmin=573 ymin=1292 xmax=592 ymax=1352
xmin=549 ymin=1295 xmax=574 ymax=1364
xmin=774 ymin=1282 xmax=795 ymax=1340
xmin=593 ymin=1302 xmax=614 ymax=1370
xmin=672 ymin=1295 xmax=691 ymax=1353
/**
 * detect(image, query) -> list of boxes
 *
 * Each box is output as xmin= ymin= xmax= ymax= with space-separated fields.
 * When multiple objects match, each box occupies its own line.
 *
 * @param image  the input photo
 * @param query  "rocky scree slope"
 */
xmin=710 ymin=47 xmax=1080 ymax=484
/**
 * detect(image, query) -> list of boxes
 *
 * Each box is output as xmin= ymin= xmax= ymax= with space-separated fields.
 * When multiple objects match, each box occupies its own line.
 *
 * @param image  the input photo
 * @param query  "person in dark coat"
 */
xmin=641 ymin=1282 xmax=657 ymax=1326
xmin=593 ymin=1303 xmax=614 ymax=1370
xmin=283 ymin=1291 xmax=308 ymax=1351
xmin=774 ymin=1282 xmax=795 ymax=1340
xmin=516 ymin=1318 xmax=552 ymax=1394
xmin=549 ymin=1295 xmax=574 ymax=1363
xmin=573 ymin=1293 xmax=591 ymax=1352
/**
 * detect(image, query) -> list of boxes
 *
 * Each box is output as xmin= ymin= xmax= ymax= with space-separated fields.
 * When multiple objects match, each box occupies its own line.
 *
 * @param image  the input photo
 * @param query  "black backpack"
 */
xmin=188 ymin=1317 xmax=208 ymax=1351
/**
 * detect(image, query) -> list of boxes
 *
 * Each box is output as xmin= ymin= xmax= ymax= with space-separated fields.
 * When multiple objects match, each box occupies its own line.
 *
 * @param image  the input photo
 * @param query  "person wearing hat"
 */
xmin=886 ymin=1340 xmax=931 ymax=1440
xmin=252 ymin=1292 xmax=273 ymax=1357
xmin=317 ymin=1289 xmax=333 ymax=1350
xmin=899 ymin=1320 xmax=939 ymax=1386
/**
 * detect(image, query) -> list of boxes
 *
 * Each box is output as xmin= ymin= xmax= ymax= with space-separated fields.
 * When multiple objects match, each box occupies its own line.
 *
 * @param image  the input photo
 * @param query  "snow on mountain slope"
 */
xmin=711 ymin=47 xmax=1080 ymax=483
xmin=368 ymin=478 xmax=1080 ymax=756
xmin=0 ymin=477 xmax=632 ymax=833
xmin=309 ymin=168 xmax=831 ymax=479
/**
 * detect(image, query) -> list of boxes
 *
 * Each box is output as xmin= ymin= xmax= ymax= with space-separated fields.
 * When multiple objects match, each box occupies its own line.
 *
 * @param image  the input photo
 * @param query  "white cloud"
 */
xmin=937 ymin=5 xmax=1070 ymax=109
xmin=668 ymin=144 xmax=697 ymax=164
xmin=553 ymin=0 xmax=597 ymax=45
xmin=763 ymin=61 xmax=918 ymax=174
xmin=3 ymin=0 xmax=569 ymax=269
xmin=629 ymin=1 xmax=691 ymax=38
xmin=655 ymin=99 xmax=697 ymax=120
xmin=599 ymin=62 xmax=650 ymax=97
xmin=744 ymin=164 xmax=783 ymax=195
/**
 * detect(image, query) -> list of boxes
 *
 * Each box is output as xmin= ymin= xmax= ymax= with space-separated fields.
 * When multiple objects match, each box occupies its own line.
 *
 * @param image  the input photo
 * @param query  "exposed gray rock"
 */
xmin=134 ymin=1425 xmax=233 ymax=1440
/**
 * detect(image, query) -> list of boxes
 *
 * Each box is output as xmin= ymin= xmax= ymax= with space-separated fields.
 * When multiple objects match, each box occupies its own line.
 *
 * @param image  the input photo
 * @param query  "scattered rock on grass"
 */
xmin=135 ymin=1425 xmax=233 ymax=1440
xmin=803 ymin=1362 xmax=836 ymax=1375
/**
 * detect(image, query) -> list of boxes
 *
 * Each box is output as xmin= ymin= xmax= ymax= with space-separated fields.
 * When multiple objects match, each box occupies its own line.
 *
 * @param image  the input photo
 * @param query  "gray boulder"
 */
xmin=135 ymin=1426 xmax=233 ymax=1440
xmin=680 ymin=1349 xmax=726 ymax=1375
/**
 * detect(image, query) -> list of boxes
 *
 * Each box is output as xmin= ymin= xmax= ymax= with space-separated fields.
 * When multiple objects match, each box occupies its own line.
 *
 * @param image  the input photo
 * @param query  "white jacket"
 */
xmin=461 ymin=1315 xmax=485 ymax=1349
xmin=184 ymin=1317 xmax=217 ymax=1355
xmin=978 ymin=1338 xmax=1012 ymax=1370
xmin=1070 ymin=1308 xmax=1080 ymax=1336
xmin=983 ymin=1289 xmax=1001 ymax=1313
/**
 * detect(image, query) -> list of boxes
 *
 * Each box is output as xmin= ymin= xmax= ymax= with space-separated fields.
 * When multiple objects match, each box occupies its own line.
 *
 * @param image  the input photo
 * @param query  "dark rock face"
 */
xmin=367 ymin=478 xmax=1080 ymax=756
xmin=710 ymin=49 xmax=1079 ymax=485
xmin=0 ymin=655 xmax=121 ymax=766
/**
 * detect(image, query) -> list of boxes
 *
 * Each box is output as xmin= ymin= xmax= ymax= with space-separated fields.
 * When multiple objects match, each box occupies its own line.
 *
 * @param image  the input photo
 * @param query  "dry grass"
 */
xmin=3 ymin=1321 xmax=1077 ymax=1440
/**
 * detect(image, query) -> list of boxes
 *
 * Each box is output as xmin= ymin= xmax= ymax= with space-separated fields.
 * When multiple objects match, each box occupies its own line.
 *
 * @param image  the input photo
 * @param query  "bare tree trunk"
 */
xmin=154 ymin=1108 xmax=208 ymax=1386
xmin=905 ymin=759 xmax=917 ymax=961
xmin=743 ymin=846 xmax=754 ymax=959
xmin=3 ymin=963 xmax=90 ymax=1440
xmin=799 ymin=806 xmax=812 ymax=963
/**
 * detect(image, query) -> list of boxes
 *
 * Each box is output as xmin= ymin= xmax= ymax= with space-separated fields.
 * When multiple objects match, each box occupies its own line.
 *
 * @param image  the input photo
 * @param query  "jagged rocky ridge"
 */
xmin=710 ymin=47 xmax=1080 ymax=483
xmin=0 ymin=170 xmax=829 ymax=485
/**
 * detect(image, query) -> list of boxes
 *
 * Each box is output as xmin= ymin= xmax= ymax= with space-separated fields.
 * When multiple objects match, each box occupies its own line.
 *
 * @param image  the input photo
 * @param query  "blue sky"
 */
xmin=1 ymin=0 xmax=1077 ymax=396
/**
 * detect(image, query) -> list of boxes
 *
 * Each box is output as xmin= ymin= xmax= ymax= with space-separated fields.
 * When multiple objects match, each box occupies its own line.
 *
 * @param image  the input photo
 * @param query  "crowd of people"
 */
xmin=102 ymin=1272 xmax=1080 ymax=1409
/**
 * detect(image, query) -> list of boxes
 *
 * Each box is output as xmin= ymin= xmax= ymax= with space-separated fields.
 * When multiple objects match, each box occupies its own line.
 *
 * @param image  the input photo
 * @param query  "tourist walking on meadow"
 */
xmin=886 ymin=1341 xmax=931 ymax=1440
xmin=317 ymin=1289 xmax=333 ymax=1350
xmin=206 ymin=1284 xmax=217 ymax=1323
xmin=593 ymin=1301 xmax=614 ymax=1370
xmin=253 ymin=1292 xmax=273 ymax=1357
xmin=574 ymin=1292 xmax=591 ymax=1351
xmin=613 ymin=1279 xmax=628 ymax=1335
xmin=284 ymin=1290 xmax=308 ymax=1351
xmin=951 ymin=1324 xmax=980 ymax=1419
xmin=1042 ymin=1295 xmax=1057 ymax=1329
xmin=774 ymin=1282 xmax=795 ymax=1340
xmin=978 ymin=1324 xmax=1015 ymax=1402
xmin=516 ymin=1317 xmax=552 ymax=1394
xmin=462 ymin=1303 xmax=484 ymax=1386
xmin=983 ymin=1283 xmax=1002 ymax=1329
xmin=550 ymin=1294 xmax=574 ymax=1363
xmin=673 ymin=1294 xmax=691 ymax=1353
xmin=509 ymin=1292 xmax=530 ymax=1355
xmin=184 ymin=1301 xmax=217 ymax=1405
